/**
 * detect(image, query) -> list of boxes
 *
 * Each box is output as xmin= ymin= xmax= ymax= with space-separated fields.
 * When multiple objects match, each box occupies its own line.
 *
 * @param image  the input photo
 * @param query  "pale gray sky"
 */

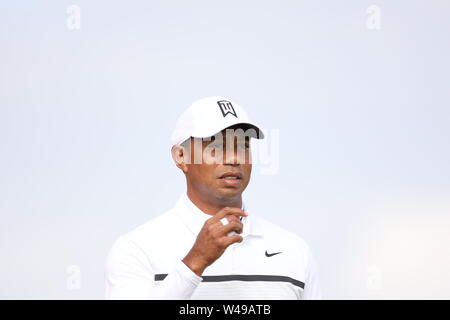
xmin=1 ymin=0 xmax=449 ymax=299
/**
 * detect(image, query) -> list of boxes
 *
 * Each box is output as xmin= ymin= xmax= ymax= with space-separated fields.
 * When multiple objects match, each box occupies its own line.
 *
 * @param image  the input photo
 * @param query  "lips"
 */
xmin=218 ymin=171 xmax=242 ymax=180
xmin=218 ymin=171 xmax=242 ymax=187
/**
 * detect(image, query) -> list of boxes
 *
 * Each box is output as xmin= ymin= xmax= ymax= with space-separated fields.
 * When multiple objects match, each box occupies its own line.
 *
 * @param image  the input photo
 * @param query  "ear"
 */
xmin=171 ymin=144 xmax=188 ymax=173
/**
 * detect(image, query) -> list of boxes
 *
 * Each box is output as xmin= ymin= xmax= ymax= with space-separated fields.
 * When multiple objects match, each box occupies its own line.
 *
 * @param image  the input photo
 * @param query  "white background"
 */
xmin=1 ymin=0 xmax=449 ymax=299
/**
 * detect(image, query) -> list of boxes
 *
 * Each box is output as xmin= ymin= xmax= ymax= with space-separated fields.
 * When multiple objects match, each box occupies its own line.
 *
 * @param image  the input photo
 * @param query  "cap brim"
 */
xmin=192 ymin=121 xmax=265 ymax=140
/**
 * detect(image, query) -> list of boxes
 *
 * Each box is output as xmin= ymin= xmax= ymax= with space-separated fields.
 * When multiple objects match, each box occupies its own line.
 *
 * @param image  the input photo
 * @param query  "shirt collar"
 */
xmin=174 ymin=193 xmax=263 ymax=238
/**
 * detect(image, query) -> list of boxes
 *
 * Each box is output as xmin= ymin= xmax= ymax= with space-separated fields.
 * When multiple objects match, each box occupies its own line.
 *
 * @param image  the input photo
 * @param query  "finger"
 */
xmin=211 ymin=207 xmax=248 ymax=223
xmin=219 ymin=216 xmax=240 ymax=227
xmin=222 ymin=234 xmax=244 ymax=247
xmin=205 ymin=208 xmax=247 ymax=226
xmin=221 ymin=215 xmax=240 ymax=224
xmin=220 ymin=221 xmax=243 ymax=235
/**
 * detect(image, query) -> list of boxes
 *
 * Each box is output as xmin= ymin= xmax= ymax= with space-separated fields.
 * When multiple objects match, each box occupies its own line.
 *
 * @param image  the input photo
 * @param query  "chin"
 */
xmin=215 ymin=187 xmax=244 ymax=199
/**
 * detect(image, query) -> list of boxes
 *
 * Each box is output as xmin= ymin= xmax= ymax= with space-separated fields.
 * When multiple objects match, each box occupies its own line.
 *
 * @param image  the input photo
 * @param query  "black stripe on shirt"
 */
xmin=154 ymin=274 xmax=305 ymax=289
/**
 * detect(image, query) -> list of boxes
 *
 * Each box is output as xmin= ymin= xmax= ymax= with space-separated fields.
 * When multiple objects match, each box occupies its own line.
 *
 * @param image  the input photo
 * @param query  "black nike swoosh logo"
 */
xmin=265 ymin=250 xmax=282 ymax=257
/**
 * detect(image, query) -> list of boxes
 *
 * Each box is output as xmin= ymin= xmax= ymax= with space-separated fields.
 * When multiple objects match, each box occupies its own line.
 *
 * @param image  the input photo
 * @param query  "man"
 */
xmin=105 ymin=96 xmax=322 ymax=299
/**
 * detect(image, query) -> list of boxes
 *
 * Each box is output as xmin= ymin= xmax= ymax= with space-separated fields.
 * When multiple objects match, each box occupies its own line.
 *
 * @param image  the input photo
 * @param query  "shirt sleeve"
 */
xmin=302 ymin=246 xmax=323 ymax=300
xmin=105 ymin=236 xmax=202 ymax=300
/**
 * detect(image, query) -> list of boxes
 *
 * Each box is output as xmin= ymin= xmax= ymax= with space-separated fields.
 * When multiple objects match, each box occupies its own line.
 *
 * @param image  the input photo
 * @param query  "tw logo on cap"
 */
xmin=217 ymin=100 xmax=238 ymax=118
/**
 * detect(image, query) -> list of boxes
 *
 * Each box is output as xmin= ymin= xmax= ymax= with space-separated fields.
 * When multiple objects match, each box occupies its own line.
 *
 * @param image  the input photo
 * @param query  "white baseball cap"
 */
xmin=171 ymin=96 xmax=265 ymax=145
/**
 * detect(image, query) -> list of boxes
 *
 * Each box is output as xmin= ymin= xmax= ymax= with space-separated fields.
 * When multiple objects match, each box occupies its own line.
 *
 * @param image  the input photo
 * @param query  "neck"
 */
xmin=187 ymin=187 xmax=242 ymax=216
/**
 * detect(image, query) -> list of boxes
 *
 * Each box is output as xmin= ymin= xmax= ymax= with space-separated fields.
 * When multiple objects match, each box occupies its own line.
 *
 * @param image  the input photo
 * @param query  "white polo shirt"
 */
xmin=105 ymin=193 xmax=322 ymax=300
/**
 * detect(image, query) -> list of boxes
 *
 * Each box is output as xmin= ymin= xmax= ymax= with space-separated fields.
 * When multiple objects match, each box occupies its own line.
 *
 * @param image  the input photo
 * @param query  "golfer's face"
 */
xmin=186 ymin=131 xmax=252 ymax=198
